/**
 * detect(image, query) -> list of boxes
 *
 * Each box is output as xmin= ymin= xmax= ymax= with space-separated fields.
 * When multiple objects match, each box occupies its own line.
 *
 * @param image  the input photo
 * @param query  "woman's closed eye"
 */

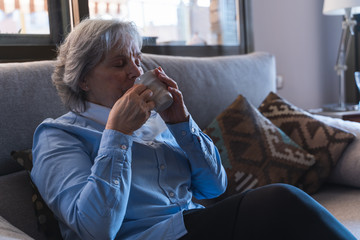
xmin=114 ymin=60 xmax=126 ymax=68
xmin=111 ymin=55 xmax=141 ymax=68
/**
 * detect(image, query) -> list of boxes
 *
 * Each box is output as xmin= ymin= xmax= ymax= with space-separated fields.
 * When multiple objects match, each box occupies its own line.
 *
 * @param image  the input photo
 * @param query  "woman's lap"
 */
xmin=181 ymin=189 xmax=248 ymax=240
xmin=180 ymin=184 xmax=356 ymax=240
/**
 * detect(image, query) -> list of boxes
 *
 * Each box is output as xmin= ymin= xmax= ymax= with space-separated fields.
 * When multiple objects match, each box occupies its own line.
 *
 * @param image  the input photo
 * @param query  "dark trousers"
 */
xmin=180 ymin=184 xmax=356 ymax=240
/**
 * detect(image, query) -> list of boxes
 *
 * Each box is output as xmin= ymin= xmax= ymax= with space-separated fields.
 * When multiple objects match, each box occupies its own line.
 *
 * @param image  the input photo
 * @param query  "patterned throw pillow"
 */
xmin=258 ymin=92 xmax=356 ymax=194
xmin=11 ymin=149 xmax=33 ymax=171
xmin=11 ymin=150 xmax=62 ymax=240
xmin=204 ymin=95 xmax=316 ymax=199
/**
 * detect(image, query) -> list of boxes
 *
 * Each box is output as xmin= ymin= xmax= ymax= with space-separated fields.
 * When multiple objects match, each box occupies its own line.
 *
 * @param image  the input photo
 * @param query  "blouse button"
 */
xmin=120 ymin=144 xmax=127 ymax=150
xmin=191 ymin=127 xmax=196 ymax=133
xmin=160 ymin=164 xmax=166 ymax=170
xmin=113 ymin=180 xmax=119 ymax=185
xmin=169 ymin=192 xmax=175 ymax=197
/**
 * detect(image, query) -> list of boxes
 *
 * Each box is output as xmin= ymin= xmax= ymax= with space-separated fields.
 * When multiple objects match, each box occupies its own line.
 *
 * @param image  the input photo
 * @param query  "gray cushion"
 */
xmin=313 ymin=184 xmax=360 ymax=238
xmin=312 ymin=114 xmax=360 ymax=188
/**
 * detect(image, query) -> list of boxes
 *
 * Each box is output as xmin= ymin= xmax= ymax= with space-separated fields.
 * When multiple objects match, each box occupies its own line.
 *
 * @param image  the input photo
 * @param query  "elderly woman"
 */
xmin=31 ymin=19 xmax=355 ymax=240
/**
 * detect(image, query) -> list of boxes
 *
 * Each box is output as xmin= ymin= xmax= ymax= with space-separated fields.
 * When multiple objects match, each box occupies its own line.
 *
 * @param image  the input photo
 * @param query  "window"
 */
xmin=0 ymin=0 xmax=71 ymax=62
xmin=0 ymin=0 xmax=50 ymax=34
xmin=0 ymin=0 xmax=253 ymax=62
xmin=88 ymin=0 xmax=239 ymax=46
xmin=86 ymin=0 xmax=252 ymax=56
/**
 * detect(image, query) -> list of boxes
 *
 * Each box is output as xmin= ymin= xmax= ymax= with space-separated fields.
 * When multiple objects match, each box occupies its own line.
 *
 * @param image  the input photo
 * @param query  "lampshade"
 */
xmin=323 ymin=0 xmax=360 ymax=15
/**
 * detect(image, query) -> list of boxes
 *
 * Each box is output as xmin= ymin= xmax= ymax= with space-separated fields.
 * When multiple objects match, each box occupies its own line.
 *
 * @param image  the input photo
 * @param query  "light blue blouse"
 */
xmin=31 ymin=103 xmax=227 ymax=240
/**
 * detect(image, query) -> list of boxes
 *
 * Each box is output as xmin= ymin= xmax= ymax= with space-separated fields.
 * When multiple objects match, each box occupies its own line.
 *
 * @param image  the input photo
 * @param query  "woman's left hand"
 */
xmin=154 ymin=67 xmax=189 ymax=124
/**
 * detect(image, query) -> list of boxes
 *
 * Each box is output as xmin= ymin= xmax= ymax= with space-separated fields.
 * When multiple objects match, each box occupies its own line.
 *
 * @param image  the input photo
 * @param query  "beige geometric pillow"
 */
xmin=259 ymin=92 xmax=355 ymax=194
xmin=204 ymin=95 xmax=315 ymax=199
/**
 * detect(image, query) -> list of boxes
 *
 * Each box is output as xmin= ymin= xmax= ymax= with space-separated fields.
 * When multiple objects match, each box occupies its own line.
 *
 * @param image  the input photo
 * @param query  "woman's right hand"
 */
xmin=106 ymin=84 xmax=155 ymax=135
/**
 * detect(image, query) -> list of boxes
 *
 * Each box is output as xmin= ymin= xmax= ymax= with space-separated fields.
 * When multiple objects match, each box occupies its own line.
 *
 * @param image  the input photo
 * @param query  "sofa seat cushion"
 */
xmin=313 ymin=184 xmax=360 ymax=238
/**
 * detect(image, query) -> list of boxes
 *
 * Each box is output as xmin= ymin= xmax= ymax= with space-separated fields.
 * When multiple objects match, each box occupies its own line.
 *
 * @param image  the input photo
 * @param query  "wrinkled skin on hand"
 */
xmin=106 ymin=84 xmax=155 ymax=135
xmin=154 ymin=67 xmax=189 ymax=124
xmin=106 ymin=67 xmax=189 ymax=135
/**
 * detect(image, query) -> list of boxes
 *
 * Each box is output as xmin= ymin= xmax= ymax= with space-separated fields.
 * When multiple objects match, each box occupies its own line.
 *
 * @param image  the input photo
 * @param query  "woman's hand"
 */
xmin=106 ymin=84 xmax=155 ymax=135
xmin=154 ymin=67 xmax=189 ymax=124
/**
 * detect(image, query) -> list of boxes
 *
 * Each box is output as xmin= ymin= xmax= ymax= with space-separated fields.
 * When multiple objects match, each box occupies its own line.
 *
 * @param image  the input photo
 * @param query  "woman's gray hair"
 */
xmin=52 ymin=18 xmax=143 ymax=112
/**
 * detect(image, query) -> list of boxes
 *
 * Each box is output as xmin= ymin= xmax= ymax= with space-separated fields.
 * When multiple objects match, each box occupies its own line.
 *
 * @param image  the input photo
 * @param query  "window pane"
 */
xmin=0 ymin=0 xmax=50 ymax=34
xmin=88 ymin=0 xmax=239 ymax=46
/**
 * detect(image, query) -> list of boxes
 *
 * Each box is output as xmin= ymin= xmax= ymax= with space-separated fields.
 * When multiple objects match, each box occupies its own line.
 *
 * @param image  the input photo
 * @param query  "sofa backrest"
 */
xmin=0 ymin=52 xmax=276 ymax=176
xmin=141 ymin=52 xmax=276 ymax=128
xmin=0 ymin=61 xmax=66 ymax=175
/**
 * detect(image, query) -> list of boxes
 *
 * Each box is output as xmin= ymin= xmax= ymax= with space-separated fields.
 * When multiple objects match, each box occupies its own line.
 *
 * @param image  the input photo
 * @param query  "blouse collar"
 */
xmin=80 ymin=102 xmax=167 ymax=143
xmin=80 ymin=102 xmax=110 ymax=126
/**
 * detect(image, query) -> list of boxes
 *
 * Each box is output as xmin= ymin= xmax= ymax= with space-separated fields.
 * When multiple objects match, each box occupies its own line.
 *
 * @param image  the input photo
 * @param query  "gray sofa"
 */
xmin=0 ymin=52 xmax=359 ymax=239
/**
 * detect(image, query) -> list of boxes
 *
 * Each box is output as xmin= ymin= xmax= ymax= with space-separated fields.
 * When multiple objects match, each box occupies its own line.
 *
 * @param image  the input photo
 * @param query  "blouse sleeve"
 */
xmin=31 ymin=123 xmax=133 ymax=240
xmin=166 ymin=116 xmax=227 ymax=199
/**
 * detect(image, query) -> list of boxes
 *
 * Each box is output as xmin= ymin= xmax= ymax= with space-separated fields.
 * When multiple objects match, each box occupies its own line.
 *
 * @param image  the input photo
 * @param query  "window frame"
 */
xmin=347 ymin=13 xmax=360 ymax=104
xmin=355 ymin=14 xmax=360 ymax=73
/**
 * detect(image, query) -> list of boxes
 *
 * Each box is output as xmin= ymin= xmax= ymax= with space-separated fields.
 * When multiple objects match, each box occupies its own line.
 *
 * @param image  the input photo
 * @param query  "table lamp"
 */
xmin=323 ymin=0 xmax=360 ymax=111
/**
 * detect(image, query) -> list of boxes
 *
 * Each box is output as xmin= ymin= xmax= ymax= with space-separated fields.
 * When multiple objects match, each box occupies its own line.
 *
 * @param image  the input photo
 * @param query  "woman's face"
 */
xmin=82 ymin=43 xmax=143 ymax=108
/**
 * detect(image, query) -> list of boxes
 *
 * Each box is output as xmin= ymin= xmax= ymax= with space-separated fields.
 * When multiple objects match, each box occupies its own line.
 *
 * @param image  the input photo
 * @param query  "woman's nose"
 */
xmin=127 ymin=60 xmax=142 ymax=80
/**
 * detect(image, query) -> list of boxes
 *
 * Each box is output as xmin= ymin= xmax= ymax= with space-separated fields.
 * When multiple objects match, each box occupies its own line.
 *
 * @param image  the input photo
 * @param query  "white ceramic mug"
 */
xmin=135 ymin=70 xmax=173 ymax=112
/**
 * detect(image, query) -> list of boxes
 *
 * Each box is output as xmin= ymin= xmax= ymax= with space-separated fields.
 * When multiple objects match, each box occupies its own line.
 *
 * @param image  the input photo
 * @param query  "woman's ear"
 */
xmin=79 ymin=80 xmax=89 ymax=92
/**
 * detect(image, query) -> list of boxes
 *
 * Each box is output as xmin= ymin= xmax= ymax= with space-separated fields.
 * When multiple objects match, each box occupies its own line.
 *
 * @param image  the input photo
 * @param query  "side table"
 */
xmin=308 ymin=109 xmax=360 ymax=123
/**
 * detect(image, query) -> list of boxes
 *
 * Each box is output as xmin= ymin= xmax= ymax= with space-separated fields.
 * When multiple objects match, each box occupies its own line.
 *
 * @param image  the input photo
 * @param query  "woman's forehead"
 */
xmin=112 ymin=38 xmax=141 ymax=56
xmin=105 ymin=44 xmax=141 ymax=61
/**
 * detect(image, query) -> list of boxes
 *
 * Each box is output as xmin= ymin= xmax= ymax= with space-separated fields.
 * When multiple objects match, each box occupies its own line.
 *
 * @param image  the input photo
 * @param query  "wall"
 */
xmin=252 ymin=0 xmax=343 ymax=110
